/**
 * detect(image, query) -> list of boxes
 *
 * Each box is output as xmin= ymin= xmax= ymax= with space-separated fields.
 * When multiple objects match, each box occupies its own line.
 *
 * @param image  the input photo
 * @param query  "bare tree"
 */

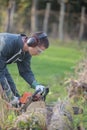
xmin=78 ymin=6 xmax=85 ymax=44
xmin=31 ymin=0 xmax=38 ymax=33
xmin=58 ymin=0 xmax=65 ymax=41
xmin=6 ymin=0 xmax=15 ymax=32
xmin=43 ymin=2 xmax=51 ymax=33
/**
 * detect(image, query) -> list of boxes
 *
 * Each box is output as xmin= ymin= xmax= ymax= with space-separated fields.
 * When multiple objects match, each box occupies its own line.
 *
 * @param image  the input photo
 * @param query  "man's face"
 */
xmin=28 ymin=45 xmax=46 ymax=56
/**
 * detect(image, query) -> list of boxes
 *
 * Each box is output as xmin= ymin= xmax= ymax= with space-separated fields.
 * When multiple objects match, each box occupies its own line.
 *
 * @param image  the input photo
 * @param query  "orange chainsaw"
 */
xmin=19 ymin=87 xmax=49 ymax=112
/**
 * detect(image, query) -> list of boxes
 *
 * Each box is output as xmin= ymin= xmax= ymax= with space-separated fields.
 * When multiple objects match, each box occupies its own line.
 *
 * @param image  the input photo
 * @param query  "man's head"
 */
xmin=23 ymin=32 xmax=49 ymax=56
xmin=27 ymin=32 xmax=49 ymax=48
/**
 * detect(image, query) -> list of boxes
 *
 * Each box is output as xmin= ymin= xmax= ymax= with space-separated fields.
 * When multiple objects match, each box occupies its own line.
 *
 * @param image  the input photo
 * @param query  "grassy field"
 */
xmin=7 ymin=44 xmax=84 ymax=103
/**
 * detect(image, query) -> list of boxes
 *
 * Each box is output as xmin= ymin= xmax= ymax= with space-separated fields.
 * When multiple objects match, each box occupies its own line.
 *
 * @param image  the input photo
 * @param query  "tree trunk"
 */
xmin=43 ymin=2 xmax=51 ymax=33
xmin=6 ymin=0 xmax=15 ymax=32
xmin=51 ymin=23 xmax=58 ymax=38
xmin=78 ymin=6 xmax=85 ymax=44
xmin=58 ymin=0 xmax=65 ymax=41
xmin=31 ymin=0 xmax=38 ymax=33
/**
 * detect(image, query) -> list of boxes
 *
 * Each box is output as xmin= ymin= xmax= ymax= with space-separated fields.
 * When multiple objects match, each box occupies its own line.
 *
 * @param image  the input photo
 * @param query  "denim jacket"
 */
xmin=0 ymin=33 xmax=35 ymax=96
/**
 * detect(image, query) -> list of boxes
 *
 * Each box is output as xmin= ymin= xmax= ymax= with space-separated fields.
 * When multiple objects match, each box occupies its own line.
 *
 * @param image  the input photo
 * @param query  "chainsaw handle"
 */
xmin=32 ymin=88 xmax=41 ymax=98
xmin=43 ymin=87 xmax=49 ymax=101
xmin=32 ymin=87 xmax=49 ymax=101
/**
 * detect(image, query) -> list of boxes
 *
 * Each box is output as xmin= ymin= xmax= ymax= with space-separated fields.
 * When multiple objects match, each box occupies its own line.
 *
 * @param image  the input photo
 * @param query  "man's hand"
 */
xmin=35 ymin=85 xmax=45 ymax=94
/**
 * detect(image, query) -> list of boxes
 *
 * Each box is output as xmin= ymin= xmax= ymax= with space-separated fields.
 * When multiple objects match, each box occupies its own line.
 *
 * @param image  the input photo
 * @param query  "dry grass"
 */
xmin=14 ymin=101 xmax=47 ymax=130
xmin=0 ymin=95 xmax=14 ymax=130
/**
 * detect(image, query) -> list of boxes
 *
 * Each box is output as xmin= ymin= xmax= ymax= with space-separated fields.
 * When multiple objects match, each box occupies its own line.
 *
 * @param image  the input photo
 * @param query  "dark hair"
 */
xmin=32 ymin=32 xmax=49 ymax=48
xmin=39 ymin=37 xmax=49 ymax=48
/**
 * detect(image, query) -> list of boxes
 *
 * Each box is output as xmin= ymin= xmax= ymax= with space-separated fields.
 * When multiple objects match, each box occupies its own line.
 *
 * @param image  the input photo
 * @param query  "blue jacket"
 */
xmin=0 ymin=33 xmax=35 ymax=96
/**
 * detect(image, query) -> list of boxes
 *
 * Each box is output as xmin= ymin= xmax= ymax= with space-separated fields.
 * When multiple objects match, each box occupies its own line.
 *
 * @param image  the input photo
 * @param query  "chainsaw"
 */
xmin=18 ymin=87 xmax=49 ymax=113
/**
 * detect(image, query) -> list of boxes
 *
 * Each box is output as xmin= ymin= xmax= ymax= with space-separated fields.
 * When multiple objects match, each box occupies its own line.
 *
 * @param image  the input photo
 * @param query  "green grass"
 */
xmin=7 ymin=44 xmax=84 ymax=103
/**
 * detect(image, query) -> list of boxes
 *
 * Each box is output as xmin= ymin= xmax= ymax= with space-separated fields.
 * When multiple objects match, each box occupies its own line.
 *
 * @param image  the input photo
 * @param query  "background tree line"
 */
xmin=0 ymin=0 xmax=87 ymax=41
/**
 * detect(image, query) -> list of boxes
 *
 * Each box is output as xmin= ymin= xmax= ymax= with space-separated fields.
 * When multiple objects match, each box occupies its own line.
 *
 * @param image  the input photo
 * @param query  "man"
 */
xmin=0 ymin=32 xmax=49 ymax=105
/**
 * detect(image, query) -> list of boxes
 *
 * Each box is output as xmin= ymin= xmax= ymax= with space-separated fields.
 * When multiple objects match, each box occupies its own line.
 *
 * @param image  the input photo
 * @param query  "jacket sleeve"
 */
xmin=17 ymin=54 xmax=36 ymax=87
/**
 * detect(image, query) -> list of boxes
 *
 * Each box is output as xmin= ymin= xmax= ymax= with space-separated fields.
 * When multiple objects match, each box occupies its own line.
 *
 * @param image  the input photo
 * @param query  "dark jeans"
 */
xmin=1 ymin=67 xmax=20 ymax=98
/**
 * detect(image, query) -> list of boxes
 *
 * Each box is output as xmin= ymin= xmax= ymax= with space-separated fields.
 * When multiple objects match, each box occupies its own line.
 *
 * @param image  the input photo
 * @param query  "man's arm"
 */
xmin=17 ymin=53 xmax=38 ymax=88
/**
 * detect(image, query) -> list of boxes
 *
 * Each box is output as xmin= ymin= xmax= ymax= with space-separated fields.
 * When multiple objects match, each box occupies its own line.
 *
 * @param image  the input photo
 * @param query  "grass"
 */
xmin=7 ymin=43 xmax=84 ymax=103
